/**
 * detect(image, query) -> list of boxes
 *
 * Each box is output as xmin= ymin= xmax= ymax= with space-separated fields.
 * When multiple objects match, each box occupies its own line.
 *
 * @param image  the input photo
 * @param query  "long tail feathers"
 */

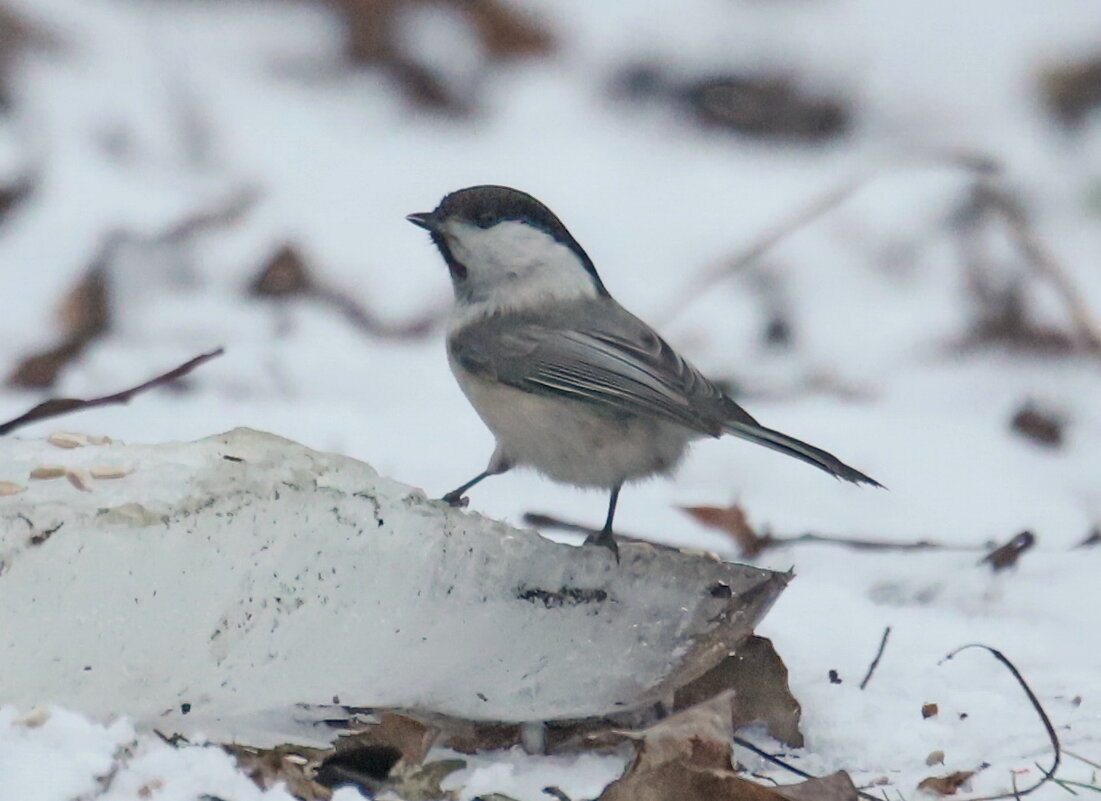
xmin=723 ymin=421 xmax=883 ymax=488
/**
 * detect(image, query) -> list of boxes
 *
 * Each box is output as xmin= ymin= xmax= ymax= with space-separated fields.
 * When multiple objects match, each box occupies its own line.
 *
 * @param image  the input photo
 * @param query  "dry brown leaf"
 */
xmin=597 ymin=691 xmax=767 ymax=800
xmin=600 ymin=761 xmax=787 ymax=801
xmin=224 ymin=743 xmax=332 ymax=801
xmin=926 ymin=750 xmax=945 ymax=766
xmin=436 ymin=720 xmax=521 ymax=754
xmin=597 ymin=692 xmax=846 ymax=801
xmin=314 ymin=711 xmax=441 ymax=795
xmin=674 ymin=635 xmax=803 ymax=747
xmin=979 ymin=530 xmax=1035 ymax=571
xmin=7 ymin=265 xmax=110 ymax=390
xmin=774 ymin=771 xmax=858 ymax=801
xmin=682 ymin=505 xmax=771 ymax=557
xmin=48 ymin=432 xmax=88 ymax=449
xmin=917 ymin=770 xmax=974 ymax=795
xmin=1041 ymin=54 xmax=1101 ymax=129
xmin=0 ymin=480 xmax=26 ymax=496
xmin=387 ymin=759 xmax=465 ymax=801
xmin=1009 ymin=402 xmax=1064 ymax=447
xmin=249 ymin=244 xmax=315 ymax=298
xmin=921 ymin=703 xmax=939 ymax=719
xmin=347 ymin=711 xmax=438 ymax=766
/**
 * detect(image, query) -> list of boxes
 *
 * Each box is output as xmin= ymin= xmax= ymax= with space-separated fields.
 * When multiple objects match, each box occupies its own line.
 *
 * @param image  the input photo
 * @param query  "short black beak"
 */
xmin=406 ymin=211 xmax=436 ymax=230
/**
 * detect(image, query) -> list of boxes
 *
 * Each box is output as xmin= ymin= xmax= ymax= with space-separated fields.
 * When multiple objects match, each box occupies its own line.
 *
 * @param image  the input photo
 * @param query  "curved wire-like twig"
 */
xmin=939 ymin=644 xmax=1061 ymax=800
xmin=0 ymin=348 xmax=224 ymax=436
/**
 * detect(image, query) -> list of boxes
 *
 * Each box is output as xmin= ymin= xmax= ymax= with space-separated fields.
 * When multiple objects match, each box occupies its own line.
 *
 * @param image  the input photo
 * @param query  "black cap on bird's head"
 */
xmin=407 ymin=185 xmax=607 ymax=294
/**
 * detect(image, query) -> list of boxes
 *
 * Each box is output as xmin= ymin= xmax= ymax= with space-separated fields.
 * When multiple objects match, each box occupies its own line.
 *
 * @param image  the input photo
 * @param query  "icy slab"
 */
xmin=0 ymin=428 xmax=787 ymax=737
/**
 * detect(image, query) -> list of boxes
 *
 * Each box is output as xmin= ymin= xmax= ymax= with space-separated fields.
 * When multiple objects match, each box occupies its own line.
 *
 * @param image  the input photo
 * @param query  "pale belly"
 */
xmin=453 ymin=366 xmax=698 ymax=488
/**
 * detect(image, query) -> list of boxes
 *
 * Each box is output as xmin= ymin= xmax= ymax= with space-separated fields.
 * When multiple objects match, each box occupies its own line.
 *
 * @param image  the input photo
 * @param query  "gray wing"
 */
xmin=449 ymin=301 xmax=756 ymax=437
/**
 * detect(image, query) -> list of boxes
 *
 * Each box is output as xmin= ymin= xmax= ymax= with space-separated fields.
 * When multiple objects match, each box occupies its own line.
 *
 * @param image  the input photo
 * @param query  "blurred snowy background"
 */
xmin=1 ymin=0 xmax=1100 ymax=798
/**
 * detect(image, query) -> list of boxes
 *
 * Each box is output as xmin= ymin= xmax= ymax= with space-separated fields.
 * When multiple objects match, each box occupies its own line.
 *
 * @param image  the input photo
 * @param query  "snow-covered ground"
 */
xmin=1 ymin=0 xmax=1099 ymax=798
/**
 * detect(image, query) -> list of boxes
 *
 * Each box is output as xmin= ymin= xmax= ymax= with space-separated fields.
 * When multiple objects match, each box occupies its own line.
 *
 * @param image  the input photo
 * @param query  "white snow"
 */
xmin=0 ymin=0 xmax=1099 ymax=798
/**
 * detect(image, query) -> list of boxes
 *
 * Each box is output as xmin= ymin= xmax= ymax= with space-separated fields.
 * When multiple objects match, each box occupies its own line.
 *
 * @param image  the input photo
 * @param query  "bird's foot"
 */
xmin=584 ymin=528 xmax=620 ymax=563
xmin=441 ymin=491 xmax=470 ymax=508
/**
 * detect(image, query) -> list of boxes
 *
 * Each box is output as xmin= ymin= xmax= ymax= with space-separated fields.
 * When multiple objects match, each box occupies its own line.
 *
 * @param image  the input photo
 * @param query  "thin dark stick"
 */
xmin=526 ymin=511 xmax=985 ymax=554
xmin=0 ymin=348 xmax=224 ymax=436
xmin=939 ymin=644 xmax=1061 ymax=800
xmin=733 ymin=736 xmax=884 ymax=801
xmin=655 ymin=151 xmax=996 ymax=325
xmin=859 ymin=626 xmax=892 ymax=690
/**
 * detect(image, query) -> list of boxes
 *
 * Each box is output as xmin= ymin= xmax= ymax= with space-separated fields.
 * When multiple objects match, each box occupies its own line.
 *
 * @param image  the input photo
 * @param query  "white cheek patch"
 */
xmin=443 ymin=220 xmax=599 ymax=315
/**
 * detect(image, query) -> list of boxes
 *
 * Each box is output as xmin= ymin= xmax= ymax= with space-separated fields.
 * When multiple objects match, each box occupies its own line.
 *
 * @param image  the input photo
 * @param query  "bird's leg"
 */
xmin=441 ymin=455 xmax=511 ymax=507
xmin=584 ymin=484 xmax=621 ymax=562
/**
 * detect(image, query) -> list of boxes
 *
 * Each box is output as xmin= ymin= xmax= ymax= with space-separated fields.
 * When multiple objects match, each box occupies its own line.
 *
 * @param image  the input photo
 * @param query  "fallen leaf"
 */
xmin=675 ymin=636 xmax=803 ymax=747
xmin=682 ymin=505 xmax=771 ymax=557
xmin=597 ymin=691 xmax=794 ymax=801
xmin=1009 ymin=402 xmax=1064 ymax=447
xmin=224 ymin=743 xmax=332 ymax=800
xmin=388 ymin=759 xmax=465 ymax=801
xmin=249 ymin=244 xmax=315 ymax=298
xmin=1040 ymin=54 xmax=1101 ymax=129
xmin=600 ymin=761 xmax=786 ymax=801
xmin=0 ymin=481 xmax=26 ymax=495
xmin=315 ymin=712 xmax=442 ymax=796
xmin=926 ymin=750 xmax=945 ymax=766
xmin=979 ymin=530 xmax=1035 ymax=571
xmin=917 ymin=770 xmax=974 ymax=795
xmin=437 ymin=720 xmax=521 ymax=754
xmin=7 ymin=264 xmax=110 ymax=390
xmin=921 ymin=703 xmax=939 ymax=719
xmin=774 ymin=771 xmax=858 ymax=801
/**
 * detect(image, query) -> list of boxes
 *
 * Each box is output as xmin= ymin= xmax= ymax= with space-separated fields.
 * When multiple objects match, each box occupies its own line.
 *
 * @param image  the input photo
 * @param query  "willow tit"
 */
xmin=408 ymin=185 xmax=880 ymax=558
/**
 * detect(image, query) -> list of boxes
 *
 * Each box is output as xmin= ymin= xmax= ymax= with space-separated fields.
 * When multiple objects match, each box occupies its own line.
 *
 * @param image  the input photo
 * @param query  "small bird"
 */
xmin=408 ymin=185 xmax=880 ymax=558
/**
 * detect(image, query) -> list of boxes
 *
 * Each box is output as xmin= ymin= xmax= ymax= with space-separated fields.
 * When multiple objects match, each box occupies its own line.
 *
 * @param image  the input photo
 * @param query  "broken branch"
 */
xmin=0 ymin=348 xmax=224 ymax=436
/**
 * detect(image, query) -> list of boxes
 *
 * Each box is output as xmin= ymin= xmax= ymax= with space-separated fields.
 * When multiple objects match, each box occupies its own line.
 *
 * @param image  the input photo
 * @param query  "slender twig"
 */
xmin=0 ymin=348 xmax=224 ymax=436
xmin=992 ymin=187 xmax=1101 ymax=354
xmin=526 ymin=511 xmax=986 ymax=554
xmin=655 ymin=151 xmax=996 ymax=325
xmin=939 ymin=644 xmax=1060 ymax=800
xmin=655 ymin=172 xmax=871 ymax=325
xmin=733 ymin=736 xmax=884 ymax=801
xmin=859 ymin=626 xmax=892 ymax=690
xmin=1054 ymin=778 xmax=1101 ymax=794
xmin=1065 ymin=751 xmax=1101 ymax=771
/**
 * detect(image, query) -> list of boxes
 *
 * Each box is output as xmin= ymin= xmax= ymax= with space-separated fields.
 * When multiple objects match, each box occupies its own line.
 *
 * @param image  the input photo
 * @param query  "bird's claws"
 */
xmin=441 ymin=492 xmax=470 ymax=508
xmin=584 ymin=529 xmax=620 ymax=563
